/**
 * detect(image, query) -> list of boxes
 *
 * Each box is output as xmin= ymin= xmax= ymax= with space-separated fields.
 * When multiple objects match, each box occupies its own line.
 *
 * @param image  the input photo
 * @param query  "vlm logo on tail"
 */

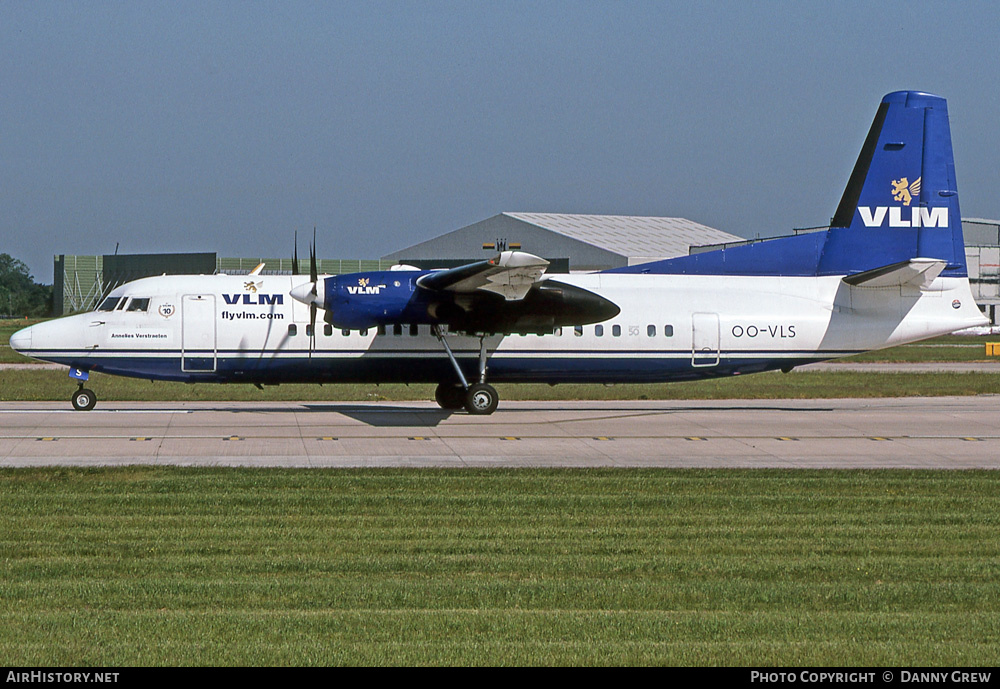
xmin=891 ymin=176 xmax=920 ymax=205
xmin=858 ymin=177 xmax=948 ymax=228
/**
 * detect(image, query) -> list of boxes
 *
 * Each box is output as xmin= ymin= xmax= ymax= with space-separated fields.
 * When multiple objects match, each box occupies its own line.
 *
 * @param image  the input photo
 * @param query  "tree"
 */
xmin=0 ymin=254 xmax=52 ymax=317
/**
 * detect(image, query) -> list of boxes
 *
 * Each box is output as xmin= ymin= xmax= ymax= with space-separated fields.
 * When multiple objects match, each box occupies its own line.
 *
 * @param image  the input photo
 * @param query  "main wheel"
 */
xmin=434 ymin=383 xmax=466 ymax=410
xmin=464 ymin=383 xmax=498 ymax=415
xmin=72 ymin=388 xmax=97 ymax=411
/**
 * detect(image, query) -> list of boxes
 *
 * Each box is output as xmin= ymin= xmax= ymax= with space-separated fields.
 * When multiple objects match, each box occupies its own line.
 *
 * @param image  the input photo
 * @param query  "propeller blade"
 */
xmin=310 ymin=227 xmax=318 ymax=292
xmin=309 ymin=302 xmax=317 ymax=359
xmin=292 ymin=230 xmax=299 ymax=276
xmin=308 ymin=227 xmax=318 ymax=358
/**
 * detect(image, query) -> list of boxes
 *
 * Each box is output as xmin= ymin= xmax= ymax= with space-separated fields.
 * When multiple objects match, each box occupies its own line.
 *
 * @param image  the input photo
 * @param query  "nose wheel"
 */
xmin=71 ymin=385 xmax=97 ymax=411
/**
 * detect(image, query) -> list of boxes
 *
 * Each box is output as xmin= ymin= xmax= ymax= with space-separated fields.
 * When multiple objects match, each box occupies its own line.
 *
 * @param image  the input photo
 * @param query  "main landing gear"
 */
xmin=432 ymin=327 xmax=499 ymax=415
xmin=71 ymin=384 xmax=97 ymax=411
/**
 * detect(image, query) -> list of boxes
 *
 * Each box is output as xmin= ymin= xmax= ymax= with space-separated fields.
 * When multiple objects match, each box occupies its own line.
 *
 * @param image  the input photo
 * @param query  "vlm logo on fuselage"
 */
xmin=857 ymin=176 xmax=949 ymax=228
xmin=222 ymin=293 xmax=284 ymax=305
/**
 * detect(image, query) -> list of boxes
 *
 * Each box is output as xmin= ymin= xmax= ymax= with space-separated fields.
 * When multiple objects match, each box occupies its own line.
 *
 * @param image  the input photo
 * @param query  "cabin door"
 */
xmin=182 ymin=294 xmax=217 ymax=372
xmin=691 ymin=312 xmax=720 ymax=367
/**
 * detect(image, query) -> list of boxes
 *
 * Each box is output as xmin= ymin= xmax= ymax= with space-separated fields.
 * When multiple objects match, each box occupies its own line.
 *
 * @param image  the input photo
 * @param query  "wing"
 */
xmin=415 ymin=251 xmax=550 ymax=300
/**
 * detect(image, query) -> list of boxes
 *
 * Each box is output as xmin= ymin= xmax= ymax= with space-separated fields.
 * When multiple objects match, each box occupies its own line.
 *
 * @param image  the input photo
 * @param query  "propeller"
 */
xmin=289 ymin=228 xmax=324 ymax=358
xmin=292 ymin=230 xmax=299 ymax=276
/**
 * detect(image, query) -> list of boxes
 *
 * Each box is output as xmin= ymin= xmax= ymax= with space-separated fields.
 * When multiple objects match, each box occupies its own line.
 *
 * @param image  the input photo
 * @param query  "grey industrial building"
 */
xmin=964 ymin=218 xmax=1000 ymax=324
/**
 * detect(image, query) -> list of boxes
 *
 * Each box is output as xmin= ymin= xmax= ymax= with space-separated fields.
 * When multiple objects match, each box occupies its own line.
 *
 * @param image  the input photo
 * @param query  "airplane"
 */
xmin=9 ymin=91 xmax=988 ymax=414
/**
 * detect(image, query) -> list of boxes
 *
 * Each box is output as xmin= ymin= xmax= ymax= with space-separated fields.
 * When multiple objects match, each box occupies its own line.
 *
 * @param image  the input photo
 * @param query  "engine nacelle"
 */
xmin=320 ymin=271 xmax=620 ymax=333
xmin=322 ymin=272 xmax=417 ymax=330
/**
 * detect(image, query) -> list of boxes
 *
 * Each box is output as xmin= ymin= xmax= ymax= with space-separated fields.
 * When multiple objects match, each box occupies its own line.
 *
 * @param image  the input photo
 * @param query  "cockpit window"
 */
xmin=126 ymin=298 xmax=150 ymax=312
xmin=98 ymin=296 xmax=125 ymax=311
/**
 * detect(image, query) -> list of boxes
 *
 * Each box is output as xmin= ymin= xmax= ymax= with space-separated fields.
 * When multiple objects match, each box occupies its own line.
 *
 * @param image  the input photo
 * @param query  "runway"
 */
xmin=2 ymin=396 xmax=999 ymax=468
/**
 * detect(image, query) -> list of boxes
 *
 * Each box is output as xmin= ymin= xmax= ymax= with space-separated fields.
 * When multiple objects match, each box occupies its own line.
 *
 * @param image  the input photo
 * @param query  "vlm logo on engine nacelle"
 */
xmin=346 ymin=277 xmax=387 ymax=295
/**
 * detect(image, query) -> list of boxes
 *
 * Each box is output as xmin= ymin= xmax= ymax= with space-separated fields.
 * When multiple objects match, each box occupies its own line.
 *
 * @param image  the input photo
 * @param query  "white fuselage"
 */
xmin=11 ymin=271 xmax=987 ymax=385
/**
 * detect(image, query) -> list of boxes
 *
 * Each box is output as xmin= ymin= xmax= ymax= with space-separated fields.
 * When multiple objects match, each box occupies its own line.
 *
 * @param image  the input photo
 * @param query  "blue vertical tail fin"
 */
xmin=821 ymin=90 xmax=966 ymax=277
xmin=607 ymin=91 xmax=967 ymax=278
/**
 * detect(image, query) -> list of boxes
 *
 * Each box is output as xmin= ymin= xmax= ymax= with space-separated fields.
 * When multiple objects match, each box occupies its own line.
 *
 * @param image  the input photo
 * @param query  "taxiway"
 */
xmin=1 ymin=397 xmax=999 ymax=468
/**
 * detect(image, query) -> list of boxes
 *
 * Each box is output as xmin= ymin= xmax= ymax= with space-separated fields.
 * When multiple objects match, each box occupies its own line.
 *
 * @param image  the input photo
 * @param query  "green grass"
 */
xmin=1 ymin=468 xmax=998 ymax=665
xmin=3 ymin=368 xmax=1000 ymax=402
xmin=843 ymin=335 xmax=995 ymax=363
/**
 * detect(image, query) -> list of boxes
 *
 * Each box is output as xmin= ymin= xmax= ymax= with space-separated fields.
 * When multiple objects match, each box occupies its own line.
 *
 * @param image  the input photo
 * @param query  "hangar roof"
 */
xmin=384 ymin=212 xmax=744 ymax=270
xmin=501 ymin=213 xmax=741 ymax=258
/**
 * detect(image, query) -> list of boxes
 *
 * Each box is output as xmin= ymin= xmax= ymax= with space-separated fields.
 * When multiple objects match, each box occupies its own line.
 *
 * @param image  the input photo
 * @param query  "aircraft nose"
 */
xmin=8 ymin=326 xmax=32 ymax=353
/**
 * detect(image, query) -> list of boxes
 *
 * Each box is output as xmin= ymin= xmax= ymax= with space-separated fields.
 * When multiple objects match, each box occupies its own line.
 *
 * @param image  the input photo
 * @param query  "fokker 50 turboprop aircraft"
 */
xmin=10 ymin=91 xmax=988 ymax=414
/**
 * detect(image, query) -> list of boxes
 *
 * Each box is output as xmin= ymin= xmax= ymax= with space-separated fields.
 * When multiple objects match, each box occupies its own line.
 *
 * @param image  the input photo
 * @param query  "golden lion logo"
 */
xmin=244 ymin=280 xmax=262 ymax=293
xmin=358 ymin=277 xmax=369 ymax=288
xmin=891 ymin=176 xmax=921 ymax=206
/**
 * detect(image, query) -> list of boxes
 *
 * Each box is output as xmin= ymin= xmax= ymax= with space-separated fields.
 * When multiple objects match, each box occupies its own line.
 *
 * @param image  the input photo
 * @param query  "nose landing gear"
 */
xmin=71 ymin=384 xmax=97 ymax=411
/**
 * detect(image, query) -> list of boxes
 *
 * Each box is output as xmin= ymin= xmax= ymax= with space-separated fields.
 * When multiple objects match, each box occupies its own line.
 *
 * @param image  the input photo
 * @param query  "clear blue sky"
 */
xmin=3 ymin=1 xmax=999 ymax=282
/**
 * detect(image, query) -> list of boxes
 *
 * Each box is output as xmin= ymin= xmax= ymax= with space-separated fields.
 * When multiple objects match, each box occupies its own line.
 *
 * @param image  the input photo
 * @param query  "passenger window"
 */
xmin=393 ymin=324 xmax=402 ymax=336
xmin=595 ymin=325 xmax=604 ymax=337
xmin=324 ymin=324 xmax=333 ymax=337
xmin=409 ymin=324 xmax=418 ymax=336
xmin=574 ymin=325 xmax=583 ymax=337
xmin=360 ymin=328 xmax=368 ymax=337
xmin=306 ymin=324 xmax=314 ymax=337
xmin=126 ymin=298 xmax=150 ymax=312
xmin=288 ymin=324 xmax=297 ymax=337
xmin=664 ymin=325 xmax=674 ymax=337
xmin=554 ymin=327 xmax=562 ymax=336
xmin=647 ymin=325 xmax=655 ymax=337
xmin=612 ymin=325 xmax=621 ymax=337
xmin=342 ymin=329 xmax=350 ymax=337
xmin=378 ymin=325 xmax=386 ymax=336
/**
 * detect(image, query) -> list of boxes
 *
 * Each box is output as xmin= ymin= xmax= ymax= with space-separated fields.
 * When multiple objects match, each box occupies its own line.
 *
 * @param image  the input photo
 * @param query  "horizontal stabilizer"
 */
xmin=416 ymin=251 xmax=549 ymax=300
xmin=842 ymin=257 xmax=946 ymax=288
